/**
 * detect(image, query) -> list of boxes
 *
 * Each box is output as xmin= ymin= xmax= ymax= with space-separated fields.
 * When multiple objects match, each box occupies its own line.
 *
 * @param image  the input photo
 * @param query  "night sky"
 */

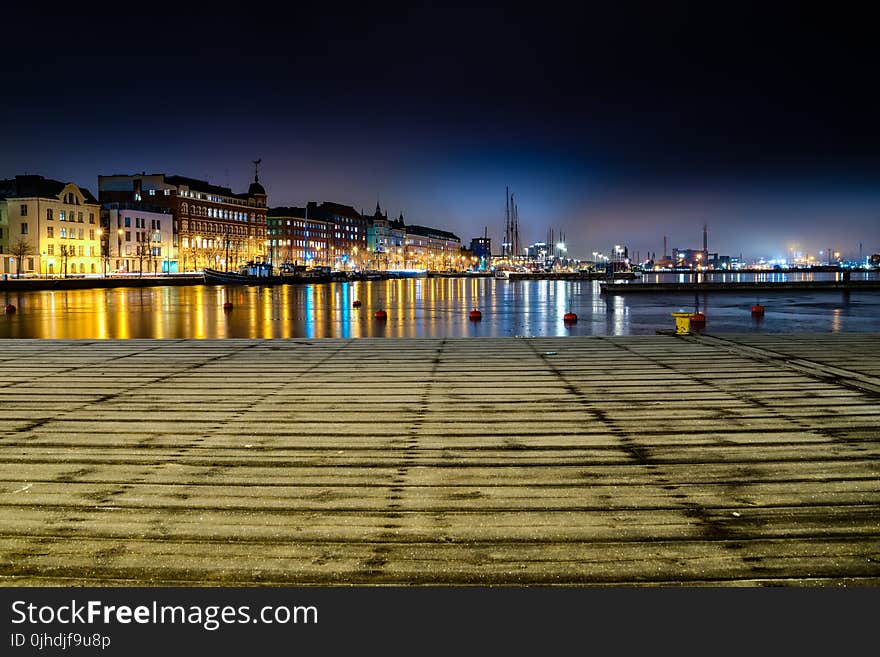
xmin=4 ymin=3 xmax=880 ymax=261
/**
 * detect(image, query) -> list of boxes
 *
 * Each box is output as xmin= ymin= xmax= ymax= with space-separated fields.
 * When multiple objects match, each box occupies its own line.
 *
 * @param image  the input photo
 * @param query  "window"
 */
xmin=78 ymin=229 xmax=83 ymax=239
xmin=89 ymin=213 xmax=94 ymax=224
xmin=60 ymin=227 xmax=67 ymax=238
xmin=89 ymin=230 xmax=95 ymax=240
xmin=125 ymin=231 xmax=131 ymax=242
xmin=47 ymin=226 xmax=54 ymax=238
xmin=149 ymin=189 xmax=156 ymax=196
xmin=21 ymin=223 xmax=28 ymax=235
xmin=20 ymin=204 xmax=28 ymax=216
xmin=47 ymin=209 xmax=53 ymax=221
xmin=60 ymin=210 xmax=66 ymax=221
xmin=124 ymin=217 xmax=131 ymax=227
xmin=78 ymin=212 xmax=83 ymax=223
xmin=90 ymin=247 xmax=95 ymax=257
xmin=78 ymin=246 xmax=83 ymax=256
xmin=27 ymin=257 xmax=34 ymax=270
xmin=47 ymin=244 xmax=54 ymax=256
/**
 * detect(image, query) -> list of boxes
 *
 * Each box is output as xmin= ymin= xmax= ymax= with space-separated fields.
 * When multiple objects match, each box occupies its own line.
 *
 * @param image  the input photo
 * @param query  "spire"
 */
xmin=375 ymin=201 xmax=382 ymax=216
xmin=253 ymin=158 xmax=262 ymax=183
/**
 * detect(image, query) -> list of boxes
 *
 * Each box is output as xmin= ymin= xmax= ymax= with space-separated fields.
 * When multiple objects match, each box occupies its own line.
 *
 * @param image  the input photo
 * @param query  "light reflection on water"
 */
xmin=1 ymin=278 xmax=878 ymax=339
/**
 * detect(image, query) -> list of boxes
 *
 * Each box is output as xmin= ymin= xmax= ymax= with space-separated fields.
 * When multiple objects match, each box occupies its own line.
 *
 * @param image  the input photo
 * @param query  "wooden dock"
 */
xmin=0 ymin=334 xmax=878 ymax=586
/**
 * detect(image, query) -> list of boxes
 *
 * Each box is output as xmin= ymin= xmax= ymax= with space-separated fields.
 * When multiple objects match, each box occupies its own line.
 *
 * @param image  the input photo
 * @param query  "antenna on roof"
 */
xmin=253 ymin=158 xmax=262 ymax=182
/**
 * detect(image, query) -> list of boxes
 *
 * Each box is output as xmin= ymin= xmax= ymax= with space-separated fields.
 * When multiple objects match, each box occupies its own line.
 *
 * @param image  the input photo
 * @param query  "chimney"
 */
xmin=663 ymin=235 xmax=667 ymax=259
xmin=703 ymin=224 xmax=708 ymax=253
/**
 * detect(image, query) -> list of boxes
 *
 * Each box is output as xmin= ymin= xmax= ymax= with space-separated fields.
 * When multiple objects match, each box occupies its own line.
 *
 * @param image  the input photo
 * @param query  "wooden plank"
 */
xmin=0 ymin=334 xmax=877 ymax=586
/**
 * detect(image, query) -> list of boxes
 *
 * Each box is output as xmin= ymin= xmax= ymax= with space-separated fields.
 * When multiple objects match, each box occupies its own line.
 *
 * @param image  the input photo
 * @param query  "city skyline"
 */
xmin=3 ymin=4 xmax=880 ymax=261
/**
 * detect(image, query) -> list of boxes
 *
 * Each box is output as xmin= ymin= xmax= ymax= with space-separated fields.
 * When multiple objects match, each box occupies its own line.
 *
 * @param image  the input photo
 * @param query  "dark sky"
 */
xmin=4 ymin=2 xmax=880 ymax=260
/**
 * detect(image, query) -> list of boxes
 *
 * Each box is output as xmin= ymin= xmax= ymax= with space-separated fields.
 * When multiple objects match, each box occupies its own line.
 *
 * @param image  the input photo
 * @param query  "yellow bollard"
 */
xmin=671 ymin=311 xmax=692 ymax=335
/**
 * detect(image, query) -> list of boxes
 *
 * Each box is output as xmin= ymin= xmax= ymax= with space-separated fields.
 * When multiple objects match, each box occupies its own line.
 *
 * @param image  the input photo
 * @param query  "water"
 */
xmin=2 ymin=277 xmax=878 ymax=338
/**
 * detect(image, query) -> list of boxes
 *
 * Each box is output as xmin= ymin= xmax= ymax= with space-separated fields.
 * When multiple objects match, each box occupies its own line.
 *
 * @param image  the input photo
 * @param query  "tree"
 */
xmin=10 ymin=237 xmax=33 ymax=278
xmin=135 ymin=241 xmax=151 ymax=277
xmin=59 ymin=244 xmax=71 ymax=277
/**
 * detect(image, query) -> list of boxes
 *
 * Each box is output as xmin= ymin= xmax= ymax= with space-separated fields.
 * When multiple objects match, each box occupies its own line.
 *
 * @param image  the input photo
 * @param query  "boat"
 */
xmin=203 ymin=262 xmax=284 ymax=285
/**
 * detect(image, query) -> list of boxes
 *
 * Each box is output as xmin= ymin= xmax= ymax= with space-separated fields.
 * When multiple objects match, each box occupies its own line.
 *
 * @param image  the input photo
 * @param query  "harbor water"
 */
xmin=2 ymin=276 xmax=879 ymax=339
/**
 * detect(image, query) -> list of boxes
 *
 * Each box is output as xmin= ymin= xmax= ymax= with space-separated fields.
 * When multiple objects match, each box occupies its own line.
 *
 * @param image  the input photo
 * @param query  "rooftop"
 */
xmin=0 ymin=174 xmax=98 ymax=203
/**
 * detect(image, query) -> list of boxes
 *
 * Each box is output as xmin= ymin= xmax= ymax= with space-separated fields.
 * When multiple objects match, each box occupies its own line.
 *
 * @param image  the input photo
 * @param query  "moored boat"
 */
xmin=204 ymin=263 xmax=284 ymax=285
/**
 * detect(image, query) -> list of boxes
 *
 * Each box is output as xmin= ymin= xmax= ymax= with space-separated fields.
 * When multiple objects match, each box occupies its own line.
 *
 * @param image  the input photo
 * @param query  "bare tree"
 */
xmin=59 ymin=244 xmax=71 ymax=277
xmin=10 ymin=237 xmax=33 ymax=278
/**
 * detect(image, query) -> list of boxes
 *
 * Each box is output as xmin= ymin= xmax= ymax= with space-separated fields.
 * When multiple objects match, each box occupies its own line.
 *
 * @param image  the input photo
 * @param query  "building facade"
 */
xmin=306 ymin=201 xmax=368 ymax=269
xmin=98 ymin=172 xmax=268 ymax=272
xmin=366 ymin=205 xmax=406 ymax=270
xmin=470 ymin=236 xmax=491 ymax=269
xmin=102 ymin=203 xmax=175 ymax=274
xmin=267 ymin=207 xmax=331 ymax=267
xmin=0 ymin=175 xmax=102 ymax=277
xmin=404 ymin=225 xmax=461 ymax=270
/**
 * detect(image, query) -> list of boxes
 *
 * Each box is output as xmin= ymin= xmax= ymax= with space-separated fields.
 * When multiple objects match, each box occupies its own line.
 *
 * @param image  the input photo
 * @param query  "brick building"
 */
xmin=267 ymin=207 xmax=331 ymax=267
xmin=98 ymin=172 xmax=268 ymax=272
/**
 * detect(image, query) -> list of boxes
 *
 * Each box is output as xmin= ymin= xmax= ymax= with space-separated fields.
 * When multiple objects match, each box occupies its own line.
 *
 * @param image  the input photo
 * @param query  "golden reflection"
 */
xmin=16 ymin=276 xmax=875 ymax=339
xmin=831 ymin=308 xmax=841 ymax=332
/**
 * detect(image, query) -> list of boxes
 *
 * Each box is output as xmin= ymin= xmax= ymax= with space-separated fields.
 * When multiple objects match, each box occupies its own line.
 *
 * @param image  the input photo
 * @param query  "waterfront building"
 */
xmin=306 ymin=201 xmax=368 ymax=269
xmin=0 ymin=175 xmax=102 ymax=277
xmin=404 ymin=225 xmax=461 ymax=270
xmin=267 ymin=207 xmax=331 ymax=267
xmin=469 ymin=236 xmax=491 ymax=270
xmin=366 ymin=205 xmax=406 ymax=270
xmin=98 ymin=172 xmax=268 ymax=272
xmin=101 ymin=203 xmax=175 ymax=274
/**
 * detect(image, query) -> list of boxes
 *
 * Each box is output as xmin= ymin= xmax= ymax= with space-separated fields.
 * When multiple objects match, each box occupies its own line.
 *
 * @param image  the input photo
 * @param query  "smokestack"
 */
xmin=663 ymin=236 xmax=667 ymax=259
xmin=703 ymin=224 xmax=708 ymax=253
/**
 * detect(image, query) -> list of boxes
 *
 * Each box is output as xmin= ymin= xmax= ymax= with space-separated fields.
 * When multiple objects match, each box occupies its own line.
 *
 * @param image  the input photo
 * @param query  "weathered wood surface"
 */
xmin=0 ymin=334 xmax=878 ymax=586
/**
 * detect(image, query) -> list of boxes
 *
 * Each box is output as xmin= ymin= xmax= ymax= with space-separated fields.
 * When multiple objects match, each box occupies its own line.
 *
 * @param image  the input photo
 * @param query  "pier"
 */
xmin=601 ymin=280 xmax=880 ymax=294
xmin=0 ymin=334 xmax=878 ymax=586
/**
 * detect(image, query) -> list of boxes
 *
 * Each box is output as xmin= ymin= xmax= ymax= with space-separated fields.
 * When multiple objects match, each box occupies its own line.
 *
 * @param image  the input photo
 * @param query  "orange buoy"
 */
xmin=353 ymin=299 xmax=362 ymax=308
xmin=374 ymin=309 xmax=387 ymax=320
xmin=468 ymin=309 xmax=482 ymax=321
xmin=4 ymin=304 xmax=16 ymax=314
xmin=222 ymin=301 xmax=233 ymax=311
xmin=690 ymin=312 xmax=706 ymax=327
xmin=751 ymin=304 xmax=765 ymax=317
xmin=563 ymin=312 xmax=578 ymax=323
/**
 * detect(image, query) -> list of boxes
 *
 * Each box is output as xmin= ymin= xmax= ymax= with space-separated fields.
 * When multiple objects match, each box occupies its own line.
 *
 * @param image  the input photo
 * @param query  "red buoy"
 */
xmin=4 ymin=304 xmax=16 ymax=314
xmin=468 ymin=309 xmax=482 ymax=321
xmin=690 ymin=312 xmax=706 ymax=327
xmin=374 ymin=309 xmax=387 ymax=320
xmin=563 ymin=312 xmax=578 ymax=323
xmin=751 ymin=304 xmax=765 ymax=317
xmin=222 ymin=301 xmax=233 ymax=311
xmin=353 ymin=299 xmax=362 ymax=308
